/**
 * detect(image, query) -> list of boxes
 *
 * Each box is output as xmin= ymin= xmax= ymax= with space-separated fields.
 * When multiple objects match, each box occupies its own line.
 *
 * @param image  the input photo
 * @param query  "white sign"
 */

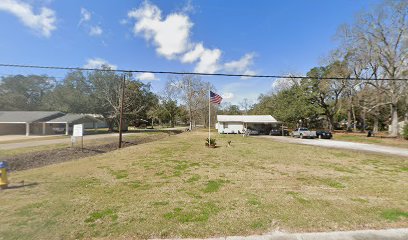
xmin=73 ymin=124 xmax=84 ymax=137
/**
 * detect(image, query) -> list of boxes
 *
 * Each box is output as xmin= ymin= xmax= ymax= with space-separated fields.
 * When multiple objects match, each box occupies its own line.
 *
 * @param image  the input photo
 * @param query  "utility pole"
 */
xmin=118 ymin=74 xmax=126 ymax=148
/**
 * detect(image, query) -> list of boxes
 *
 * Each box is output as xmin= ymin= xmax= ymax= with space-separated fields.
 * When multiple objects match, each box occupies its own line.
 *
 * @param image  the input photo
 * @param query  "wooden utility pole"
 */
xmin=118 ymin=74 xmax=126 ymax=148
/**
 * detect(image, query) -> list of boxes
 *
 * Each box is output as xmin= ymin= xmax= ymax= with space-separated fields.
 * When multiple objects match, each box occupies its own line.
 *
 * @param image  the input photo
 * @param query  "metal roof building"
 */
xmin=217 ymin=115 xmax=279 ymax=123
xmin=0 ymin=111 xmax=99 ymax=136
xmin=0 ymin=111 xmax=63 ymax=123
xmin=216 ymin=115 xmax=280 ymax=134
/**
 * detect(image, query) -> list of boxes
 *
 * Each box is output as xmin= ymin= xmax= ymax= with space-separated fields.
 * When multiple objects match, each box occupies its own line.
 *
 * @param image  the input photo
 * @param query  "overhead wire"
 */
xmin=1 ymin=63 xmax=407 ymax=81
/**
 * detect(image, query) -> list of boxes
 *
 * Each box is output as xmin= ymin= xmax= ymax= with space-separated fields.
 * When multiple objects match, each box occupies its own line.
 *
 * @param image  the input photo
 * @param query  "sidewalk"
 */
xmin=154 ymin=228 xmax=408 ymax=240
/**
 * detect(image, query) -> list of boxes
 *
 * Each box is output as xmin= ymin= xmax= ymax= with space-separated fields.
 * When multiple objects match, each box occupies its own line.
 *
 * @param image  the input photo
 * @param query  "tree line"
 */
xmin=251 ymin=1 xmax=408 ymax=136
xmin=0 ymin=69 xmax=218 ymax=131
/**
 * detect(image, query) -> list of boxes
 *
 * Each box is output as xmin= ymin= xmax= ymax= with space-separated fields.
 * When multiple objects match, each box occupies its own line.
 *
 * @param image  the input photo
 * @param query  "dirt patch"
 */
xmin=5 ymin=132 xmax=179 ymax=171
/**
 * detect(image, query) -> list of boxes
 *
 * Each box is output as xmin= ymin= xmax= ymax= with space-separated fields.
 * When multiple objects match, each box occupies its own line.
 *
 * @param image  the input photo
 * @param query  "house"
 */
xmin=0 ymin=111 xmax=100 ymax=136
xmin=216 ymin=115 xmax=280 ymax=134
xmin=46 ymin=113 xmax=101 ymax=135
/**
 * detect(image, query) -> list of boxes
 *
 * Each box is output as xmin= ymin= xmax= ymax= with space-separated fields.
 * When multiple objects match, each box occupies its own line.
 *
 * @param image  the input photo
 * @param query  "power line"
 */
xmin=0 ymin=63 xmax=407 ymax=81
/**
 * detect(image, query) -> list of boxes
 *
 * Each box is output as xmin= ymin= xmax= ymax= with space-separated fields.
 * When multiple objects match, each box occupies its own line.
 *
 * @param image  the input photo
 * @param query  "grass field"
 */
xmin=1 ymin=130 xmax=407 ymax=239
xmin=333 ymin=133 xmax=408 ymax=149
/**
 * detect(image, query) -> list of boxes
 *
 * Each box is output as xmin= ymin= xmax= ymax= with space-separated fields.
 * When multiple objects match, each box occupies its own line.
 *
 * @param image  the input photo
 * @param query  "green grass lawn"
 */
xmin=333 ymin=133 xmax=408 ymax=149
xmin=1 ymin=131 xmax=407 ymax=239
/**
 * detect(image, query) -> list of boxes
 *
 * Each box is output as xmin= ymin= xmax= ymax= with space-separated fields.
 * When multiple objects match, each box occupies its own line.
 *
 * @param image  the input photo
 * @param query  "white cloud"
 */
xmin=84 ymin=58 xmax=117 ymax=70
xmin=79 ymin=7 xmax=91 ymax=25
xmin=194 ymin=48 xmax=222 ymax=74
xmin=224 ymin=53 xmax=255 ymax=74
xmin=0 ymin=0 xmax=57 ymax=37
xmin=136 ymin=72 xmax=157 ymax=81
xmin=128 ymin=1 xmax=193 ymax=59
xmin=89 ymin=25 xmax=103 ymax=36
xmin=181 ymin=43 xmax=205 ymax=63
xmin=222 ymin=92 xmax=234 ymax=100
xmin=127 ymin=1 xmax=256 ymax=75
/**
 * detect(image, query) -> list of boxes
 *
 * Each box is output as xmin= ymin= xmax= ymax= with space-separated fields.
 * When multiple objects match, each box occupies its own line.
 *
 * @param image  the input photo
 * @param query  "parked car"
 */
xmin=291 ymin=128 xmax=317 ymax=139
xmin=52 ymin=127 xmax=66 ymax=134
xmin=245 ymin=129 xmax=259 ymax=135
xmin=269 ymin=129 xmax=289 ymax=136
xmin=316 ymin=130 xmax=332 ymax=139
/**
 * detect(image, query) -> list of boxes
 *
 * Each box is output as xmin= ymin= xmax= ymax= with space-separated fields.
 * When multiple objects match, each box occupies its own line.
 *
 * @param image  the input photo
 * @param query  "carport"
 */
xmin=0 ymin=111 xmax=63 ymax=136
xmin=46 ymin=114 xmax=100 ymax=135
xmin=216 ymin=115 xmax=281 ymax=134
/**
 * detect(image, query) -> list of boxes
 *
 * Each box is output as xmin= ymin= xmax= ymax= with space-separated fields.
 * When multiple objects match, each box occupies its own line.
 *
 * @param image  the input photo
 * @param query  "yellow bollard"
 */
xmin=0 ymin=161 xmax=9 ymax=189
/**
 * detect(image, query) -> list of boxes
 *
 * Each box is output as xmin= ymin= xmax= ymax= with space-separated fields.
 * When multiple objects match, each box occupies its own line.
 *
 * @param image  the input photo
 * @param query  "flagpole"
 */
xmin=208 ymin=85 xmax=211 ymax=146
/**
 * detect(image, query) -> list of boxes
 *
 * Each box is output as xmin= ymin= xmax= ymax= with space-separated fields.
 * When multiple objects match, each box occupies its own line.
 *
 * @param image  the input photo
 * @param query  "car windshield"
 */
xmin=299 ymin=128 xmax=309 ymax=131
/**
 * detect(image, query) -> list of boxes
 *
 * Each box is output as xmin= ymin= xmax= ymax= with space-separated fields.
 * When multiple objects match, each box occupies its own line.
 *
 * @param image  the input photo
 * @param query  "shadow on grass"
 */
xmin=2 ymin=182 xmax=39 ymax=190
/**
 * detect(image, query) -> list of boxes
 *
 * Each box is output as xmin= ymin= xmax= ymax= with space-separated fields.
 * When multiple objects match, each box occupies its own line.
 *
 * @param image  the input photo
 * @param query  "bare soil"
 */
xmin=5 ymin=132 xmax=178 ymax=171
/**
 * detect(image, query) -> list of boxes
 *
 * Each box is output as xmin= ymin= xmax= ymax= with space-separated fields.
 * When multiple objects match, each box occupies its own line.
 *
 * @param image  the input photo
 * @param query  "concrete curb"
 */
xmin=153 ymin=228 xmax=408 ymax=240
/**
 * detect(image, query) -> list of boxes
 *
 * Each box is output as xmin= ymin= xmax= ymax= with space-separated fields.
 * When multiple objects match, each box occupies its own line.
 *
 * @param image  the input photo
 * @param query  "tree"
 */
xmin=338 ymin=1 xmax=408 ymax=136
xmin=0 ymin=75 xmax=54 ymax=111
xmin=239 ymin=98 xmax=252 ymax=114
xmin=88 ymin=68 xmax=158 ymax=130
xmin=43 ymin=71 xmax=95 ymax=113
xmin=251 ymin=80 xmax=321 ymax=128
xmin=165 ymin=74 xmax=209 ymax=129
xmin=305 ymin=61 xmax=349 ymax=131
xmin=221 ymin=103 xmax=241 ymax=115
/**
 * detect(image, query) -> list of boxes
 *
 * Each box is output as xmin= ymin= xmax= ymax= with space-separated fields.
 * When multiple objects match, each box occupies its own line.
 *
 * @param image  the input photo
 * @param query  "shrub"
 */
xmin=403 ymin=123 xmax=408 ymax=140
xmin=205 ymin=138 xmax=216 ymax=147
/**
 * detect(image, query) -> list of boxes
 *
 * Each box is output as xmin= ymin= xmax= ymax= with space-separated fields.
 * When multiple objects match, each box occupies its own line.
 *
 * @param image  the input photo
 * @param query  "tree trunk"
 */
xmin=326 ymin=114 xmax=334 ymax=131
xmin=351 ymin=104 xmax=357 ymax=132
xmin=361 ymin=107 xmax=366 ymax=132
xmin=390 ymin=104 xmax=399 ymax=137
xmin=373 ymin=116 xmax=379 ymax=133
xmin=347 ymin=108 xmax=352 ymax=131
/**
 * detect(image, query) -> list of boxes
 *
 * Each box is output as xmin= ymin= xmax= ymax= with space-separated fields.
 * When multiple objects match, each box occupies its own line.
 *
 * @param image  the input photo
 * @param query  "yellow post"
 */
xmin=0 ymin=161 xmax=9 ymax=189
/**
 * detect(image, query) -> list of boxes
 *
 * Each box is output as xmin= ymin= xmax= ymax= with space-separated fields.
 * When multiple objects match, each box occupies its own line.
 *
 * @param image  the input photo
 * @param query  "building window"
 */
xmin=223 ymin=122 xmax=228 ymax=128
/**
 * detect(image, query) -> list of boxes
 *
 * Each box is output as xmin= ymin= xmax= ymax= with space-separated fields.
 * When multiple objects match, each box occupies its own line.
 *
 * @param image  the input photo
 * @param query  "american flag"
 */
xmin=210 ymin=91 xmax=223 ymax=104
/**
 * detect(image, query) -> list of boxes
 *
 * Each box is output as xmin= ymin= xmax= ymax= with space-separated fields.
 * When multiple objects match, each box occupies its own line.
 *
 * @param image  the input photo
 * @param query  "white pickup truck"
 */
xmin=291 ymin=128 xmax=317 ymax=139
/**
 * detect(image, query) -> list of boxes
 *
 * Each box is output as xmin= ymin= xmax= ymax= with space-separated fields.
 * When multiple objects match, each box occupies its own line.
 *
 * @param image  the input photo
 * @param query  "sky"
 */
xmin=0 ymin=0 xmax=382 ymax=105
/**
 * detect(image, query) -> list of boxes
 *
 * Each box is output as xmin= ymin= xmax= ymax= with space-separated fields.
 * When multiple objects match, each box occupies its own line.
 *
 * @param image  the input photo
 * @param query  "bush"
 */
xmin=205 ymin=138 xmax=216 ymax=147
xmin=403 ymin=123 xmax=408 ymax=140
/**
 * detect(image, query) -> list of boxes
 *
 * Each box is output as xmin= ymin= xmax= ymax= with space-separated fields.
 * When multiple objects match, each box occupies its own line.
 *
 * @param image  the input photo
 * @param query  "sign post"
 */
xmin=73 ymin=124 xmax=84 ymax=151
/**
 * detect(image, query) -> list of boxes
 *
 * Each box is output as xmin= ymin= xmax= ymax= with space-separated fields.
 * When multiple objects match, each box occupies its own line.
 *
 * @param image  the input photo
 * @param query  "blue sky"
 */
xmin=0 ymin=0 xmax=381 ymax=105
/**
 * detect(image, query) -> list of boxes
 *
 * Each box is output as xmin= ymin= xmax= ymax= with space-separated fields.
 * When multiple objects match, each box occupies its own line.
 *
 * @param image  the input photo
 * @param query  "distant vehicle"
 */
xmin=245 ymin=129 xmax=259 ymax=136
xmin=269 ymin=129 xmax=289 ymax=136
xmin=291 ymin=128 xmax=317 ymax=139
xmin=316 ymin=130 xmax=332 ymax=139
xmin=52 ymin=127 xmax=66 ymax=134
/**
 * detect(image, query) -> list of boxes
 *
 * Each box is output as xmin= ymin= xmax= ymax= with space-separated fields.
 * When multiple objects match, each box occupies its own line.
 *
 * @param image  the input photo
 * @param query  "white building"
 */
xmin=216 ymin=115 xmax=280 ymax=134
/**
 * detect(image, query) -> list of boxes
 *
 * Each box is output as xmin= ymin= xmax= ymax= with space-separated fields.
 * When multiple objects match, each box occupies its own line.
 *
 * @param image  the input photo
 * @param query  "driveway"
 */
xmin=258 ymin=136 xmax=408 ymax=157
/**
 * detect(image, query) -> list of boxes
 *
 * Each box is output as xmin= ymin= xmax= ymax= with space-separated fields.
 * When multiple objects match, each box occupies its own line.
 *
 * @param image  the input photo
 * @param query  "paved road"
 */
xmin=0 ymin=133 xmax=135 ymax=150
xmin=155 ymin=228 xmax=408 ymax=240
xmin=0 ymin=128 xmax=186 ymax=150
xmin=258 ymin=135 xmax=408 ymax=157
